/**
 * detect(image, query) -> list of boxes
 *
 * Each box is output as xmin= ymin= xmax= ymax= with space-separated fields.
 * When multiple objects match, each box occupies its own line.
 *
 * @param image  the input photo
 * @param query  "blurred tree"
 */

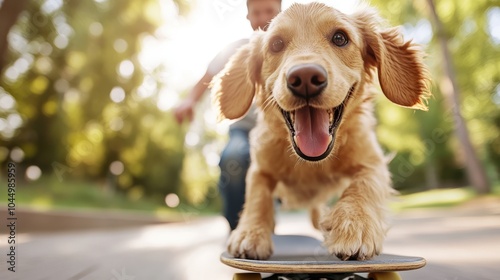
xmin=0 ymin=0 xmax=68 ymax=173
xmin=426 ymin=0 xmax=491 ymax=193
xmin=0 ymin=0 xmax=28 ymax=73
xmin=0 ymin=0 xmax=194 ymax=204
xmin=488 ymin=113 xmax=500 ymax=176
xmin=371 ymin=0 xmax=499 ymax=193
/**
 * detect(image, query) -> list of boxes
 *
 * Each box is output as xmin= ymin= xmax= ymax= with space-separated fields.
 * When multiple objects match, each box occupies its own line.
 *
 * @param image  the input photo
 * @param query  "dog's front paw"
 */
xmin=320 ymin=204 xmax=385 ymax=261
xmin=227 ymin=227 xmax=273 ymax=260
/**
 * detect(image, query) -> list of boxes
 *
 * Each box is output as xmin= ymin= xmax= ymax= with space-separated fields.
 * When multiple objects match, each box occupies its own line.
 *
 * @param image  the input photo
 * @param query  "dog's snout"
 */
xmin=286 ymin=63 xmax=327 ymax=99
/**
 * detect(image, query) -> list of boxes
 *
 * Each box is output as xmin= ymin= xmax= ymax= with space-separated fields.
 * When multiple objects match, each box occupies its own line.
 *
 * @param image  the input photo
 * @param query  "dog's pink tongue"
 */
xmin=294 ymin=106 xmax=330 ymax=158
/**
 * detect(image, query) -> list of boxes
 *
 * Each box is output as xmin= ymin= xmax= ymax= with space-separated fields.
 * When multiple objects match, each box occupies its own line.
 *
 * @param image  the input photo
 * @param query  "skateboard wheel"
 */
xmin=233 ymin=273 xmax=262 ymax=280
xmin=368 ymin=271 xmax=402 ymax=280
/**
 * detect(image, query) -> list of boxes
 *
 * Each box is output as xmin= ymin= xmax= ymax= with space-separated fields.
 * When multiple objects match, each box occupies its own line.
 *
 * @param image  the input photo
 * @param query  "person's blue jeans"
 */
xmin=218 ymin=127 xmax=251 ymax=231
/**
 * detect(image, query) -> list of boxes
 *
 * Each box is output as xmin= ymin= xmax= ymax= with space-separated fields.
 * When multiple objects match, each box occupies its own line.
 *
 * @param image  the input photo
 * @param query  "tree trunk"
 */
xmin=0 ymin=0 xmax=28 ymax=73
xmin=425 ymin=159 xmax=439 ymax=190
xmin=426 ymin=0 xmax=491 ymax=194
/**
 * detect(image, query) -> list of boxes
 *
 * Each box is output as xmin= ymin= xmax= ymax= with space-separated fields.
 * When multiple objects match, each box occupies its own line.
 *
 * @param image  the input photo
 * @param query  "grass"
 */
xmin=1 ymin=176 xmax=179 ymax=218
xmin=391 ymin=181 xmax=500 ymax=211
xmin=4 ymin=175 xmax=499 ymax=216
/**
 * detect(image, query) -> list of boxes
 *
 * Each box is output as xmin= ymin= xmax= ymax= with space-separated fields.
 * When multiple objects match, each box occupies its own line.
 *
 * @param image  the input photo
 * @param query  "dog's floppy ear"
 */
xmin=211 ymin=32 xmax=264 ymax=120
xmin=355 ymin=9 xmax=431 ymax=110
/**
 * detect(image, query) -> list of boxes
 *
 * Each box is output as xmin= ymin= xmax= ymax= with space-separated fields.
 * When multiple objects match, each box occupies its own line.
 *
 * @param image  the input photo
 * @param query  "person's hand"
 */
xmin=173 ymin=99 xmax=195 ymax=124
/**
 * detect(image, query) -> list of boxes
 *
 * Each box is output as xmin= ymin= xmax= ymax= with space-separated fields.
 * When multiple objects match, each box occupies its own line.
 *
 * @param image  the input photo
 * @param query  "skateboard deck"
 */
xmin=221 ymin=235 xmax=426 ymax=280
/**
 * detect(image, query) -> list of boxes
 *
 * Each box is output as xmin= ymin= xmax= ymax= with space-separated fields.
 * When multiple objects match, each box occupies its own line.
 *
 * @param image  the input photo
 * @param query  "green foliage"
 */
xmin=0 ymin=0 xmax=192 ymax=206
xmin=5 ymin=175 xmax=170 ymax=212
xmin=1 ymin=0 xmax=499 ymax=213
xmin=391 ymin=180 xmax=500 ymax=210
xmin=371 ymin=0 xmax=500 ymax=192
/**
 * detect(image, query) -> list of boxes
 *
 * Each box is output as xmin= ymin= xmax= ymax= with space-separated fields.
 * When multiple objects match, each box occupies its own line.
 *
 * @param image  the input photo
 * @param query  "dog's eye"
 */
xmin=270 ymin=38 xmax=284 ymax=52
xmin=332 ymin=32 xmax=348 ymax=47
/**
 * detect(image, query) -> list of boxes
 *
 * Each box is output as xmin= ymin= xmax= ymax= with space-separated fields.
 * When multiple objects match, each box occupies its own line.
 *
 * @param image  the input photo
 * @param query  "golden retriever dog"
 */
xmin=212 ymin=3 xmax=430 ymax=261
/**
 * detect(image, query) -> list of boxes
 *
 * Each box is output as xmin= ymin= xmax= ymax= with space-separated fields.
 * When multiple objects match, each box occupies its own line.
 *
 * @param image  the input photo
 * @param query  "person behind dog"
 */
xmin=174 ymin=0 xmax=282 ymax=231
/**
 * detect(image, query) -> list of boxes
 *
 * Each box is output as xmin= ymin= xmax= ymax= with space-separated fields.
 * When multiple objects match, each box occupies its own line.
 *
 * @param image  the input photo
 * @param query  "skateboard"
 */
xmin=221 ymin=235 xmax=426 ymax=280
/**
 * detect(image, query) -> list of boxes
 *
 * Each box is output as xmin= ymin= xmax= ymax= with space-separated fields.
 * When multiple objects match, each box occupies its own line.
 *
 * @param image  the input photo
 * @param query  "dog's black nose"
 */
xmin=286 ymin=63 xmax=327 ymax=99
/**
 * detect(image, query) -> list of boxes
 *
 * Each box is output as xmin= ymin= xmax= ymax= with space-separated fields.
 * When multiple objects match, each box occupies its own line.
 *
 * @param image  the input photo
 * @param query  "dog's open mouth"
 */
xmin=281 ymin=85 xmax=355 ymax=161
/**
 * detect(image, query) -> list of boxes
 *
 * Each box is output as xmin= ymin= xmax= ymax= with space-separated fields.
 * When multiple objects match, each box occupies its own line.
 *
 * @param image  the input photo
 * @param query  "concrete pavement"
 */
xmin=1 ymin=200 xmax=499 ymax=280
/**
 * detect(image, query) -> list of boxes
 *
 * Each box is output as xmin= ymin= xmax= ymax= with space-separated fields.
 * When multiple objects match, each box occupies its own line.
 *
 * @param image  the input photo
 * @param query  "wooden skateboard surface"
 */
xmin=221 ymin=235 xmax=426 ymax=274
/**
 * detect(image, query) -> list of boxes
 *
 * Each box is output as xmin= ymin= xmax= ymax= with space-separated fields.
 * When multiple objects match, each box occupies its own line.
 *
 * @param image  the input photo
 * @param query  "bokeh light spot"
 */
xmin=89 ymin=22 xmax=103 ymax=36
xmin=26 ymin=165 xmax=42 ymax=181
xmin=118 ymin=60 xmax=134 ymax=79
xmin=109 ymin=160 xmax=125 ymax=175
xmin=165 ymin=193 xmax=180 ymax=208
xmin=10 ymin=147 xmax=25 ymax=162
xmin=110 ymin=86 xmax=125 ymax=103
xmin=54 ymin=34 xmax=69 ymax=49
xmin=109 ymin=117 xmax=124 ymax=131
xmin=7 ymin=114 xmax=22 ymax=129
xmin=114 ymin=39 xmax=128 ymax=53
xmin=0 ymin=93 xmax=16 ymax=110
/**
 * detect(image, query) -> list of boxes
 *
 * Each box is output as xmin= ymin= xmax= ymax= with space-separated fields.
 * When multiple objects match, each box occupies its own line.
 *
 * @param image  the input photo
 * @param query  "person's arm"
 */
xmin=173 ymin=39 xmax=249 ymax=124
xmin=173 ymin=71 xmax=213 ymax=124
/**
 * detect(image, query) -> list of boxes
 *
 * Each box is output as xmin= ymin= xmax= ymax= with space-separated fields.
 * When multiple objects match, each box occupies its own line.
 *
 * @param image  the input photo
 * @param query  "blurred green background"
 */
xmin=0 ymin=0 xmax=499 ymax=216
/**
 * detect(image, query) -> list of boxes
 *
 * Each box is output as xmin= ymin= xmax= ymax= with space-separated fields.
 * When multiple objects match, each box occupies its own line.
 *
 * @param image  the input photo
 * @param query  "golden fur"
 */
xmin=212 ymin=3 xmax=430 ymax=261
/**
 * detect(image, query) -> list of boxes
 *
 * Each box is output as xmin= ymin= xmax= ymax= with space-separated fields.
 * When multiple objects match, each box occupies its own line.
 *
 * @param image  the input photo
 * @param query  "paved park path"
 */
xmin=1 ymin=198 xmax=499 ymax=280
